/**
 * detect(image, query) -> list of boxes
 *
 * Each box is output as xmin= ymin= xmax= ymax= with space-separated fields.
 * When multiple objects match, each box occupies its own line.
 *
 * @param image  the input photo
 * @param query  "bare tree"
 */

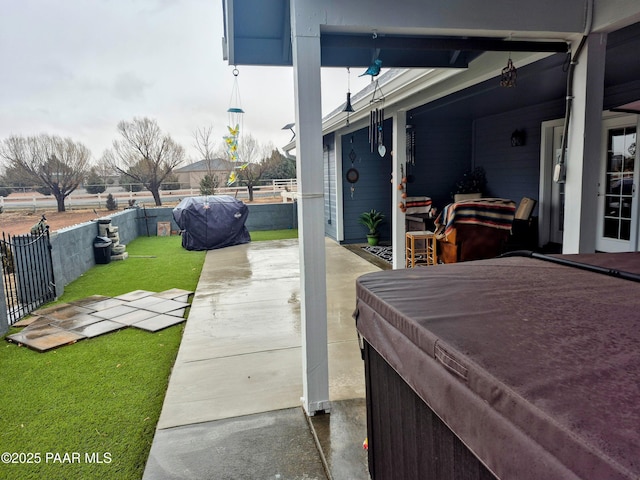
xmin=193 ymin=125 xmax=218 ymax=163
xmin=228 ymin=134 xmax=273 ymax=201
xmin=92 ymin=160 xmax=117 ymax=186
xmin=239 ymin=161 xmax=270 ymax=201
xmin=103 ymin=117 xmax=185 ymax=206
xmin=0 ymin=134 xmax=91 ymax=212
xmin=193 ymin=125 xmax=220 ymax=195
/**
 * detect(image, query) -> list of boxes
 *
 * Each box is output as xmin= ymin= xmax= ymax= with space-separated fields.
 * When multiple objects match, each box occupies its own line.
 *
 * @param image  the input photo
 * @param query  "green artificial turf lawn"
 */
xmin=0 ymin=231 xmax=297 ymax=479
xmin=0 ymin=236 xmax=206 ymax=480
xmin=250 ymin=229 xmax=298 ymax=241
xmin=60 ymin=235 xmax=206 ymax=302
xmin=0 ymin=327 xmax=182 ymax=480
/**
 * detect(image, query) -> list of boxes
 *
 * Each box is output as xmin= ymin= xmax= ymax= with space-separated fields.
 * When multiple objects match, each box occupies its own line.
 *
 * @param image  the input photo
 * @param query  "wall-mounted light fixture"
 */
xmin=511 ymin=129 xmax=526 ymax=147
xmin=282 ymin=123 xmax=295 ymax=142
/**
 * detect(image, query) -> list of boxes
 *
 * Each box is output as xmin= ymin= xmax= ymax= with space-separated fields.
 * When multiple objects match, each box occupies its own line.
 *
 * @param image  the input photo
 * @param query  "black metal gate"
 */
xmin=1 ymin=216 xmax=56 ymax=325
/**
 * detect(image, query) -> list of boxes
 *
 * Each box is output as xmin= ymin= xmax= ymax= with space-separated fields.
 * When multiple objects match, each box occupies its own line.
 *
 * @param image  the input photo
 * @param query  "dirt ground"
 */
xmin=0 ymin=209 xmax=109 ymax=236
xmin=0 ymin=195 xmax=284 ymax=236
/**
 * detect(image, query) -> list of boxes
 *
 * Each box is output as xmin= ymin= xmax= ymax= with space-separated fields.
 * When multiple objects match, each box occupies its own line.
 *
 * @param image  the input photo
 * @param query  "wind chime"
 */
xmin=357 ymin=32 xmax=386 ymax=157
xmin=224 ymin=67 xmax=246 ymax=185
xmin=368 ymin=80 xmax=386 ymax=156
xmin=405 ymin=124 xmax=416 ymax=180
xmin=342 ymin=67 xmax=355 ymax=126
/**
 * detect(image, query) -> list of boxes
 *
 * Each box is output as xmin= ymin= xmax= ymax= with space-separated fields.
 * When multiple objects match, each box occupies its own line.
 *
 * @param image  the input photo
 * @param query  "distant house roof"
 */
xmin=175 ymin=158 xmax=234 ymax=173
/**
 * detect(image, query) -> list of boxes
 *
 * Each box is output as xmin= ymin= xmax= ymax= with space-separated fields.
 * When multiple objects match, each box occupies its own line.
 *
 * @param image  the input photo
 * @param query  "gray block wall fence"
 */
xmin=246 ymin=203 xmax=298 ymax=231
xmin=47 ymin=202 xmax=297 ymax=299
xmin=49 ymin=208 xmax=139 ymax=297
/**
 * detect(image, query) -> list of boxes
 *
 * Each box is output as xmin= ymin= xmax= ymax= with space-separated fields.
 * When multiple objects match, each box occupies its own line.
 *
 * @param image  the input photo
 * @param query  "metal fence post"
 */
xmin=0 ymin=273 xmax=8 ymax=336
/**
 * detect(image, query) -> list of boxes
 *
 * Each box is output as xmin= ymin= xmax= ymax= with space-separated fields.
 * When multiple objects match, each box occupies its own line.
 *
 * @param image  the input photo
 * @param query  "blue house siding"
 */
xmin=473 ymin=100 xmax=566 ymax=210
xmin=341 ymin=121 xmax=393 ymax=244
xmin=403 ymin=116 xmax=473 ymax=212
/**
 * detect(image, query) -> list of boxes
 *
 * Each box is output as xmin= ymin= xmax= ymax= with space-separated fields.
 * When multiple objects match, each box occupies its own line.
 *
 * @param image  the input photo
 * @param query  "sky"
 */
xmin=0 ymin=0 xmax=373 ymax=164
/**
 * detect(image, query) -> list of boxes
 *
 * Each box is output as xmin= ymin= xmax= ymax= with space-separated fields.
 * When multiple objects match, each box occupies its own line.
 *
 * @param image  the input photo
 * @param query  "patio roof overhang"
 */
xmin=223 ymin=0 xmax=640 ymax=71
xmin=318 ymin=33 xmax=567 ymax=68
xmin=222 ymin=0 xmax=570 ymax=68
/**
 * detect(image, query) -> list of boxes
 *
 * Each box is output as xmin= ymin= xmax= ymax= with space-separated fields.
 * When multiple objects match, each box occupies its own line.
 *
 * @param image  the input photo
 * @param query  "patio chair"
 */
xmin=507 ymin=197 xmax=538 ymax=251
xmin=435 ymin=198 xmax=516 ymax=263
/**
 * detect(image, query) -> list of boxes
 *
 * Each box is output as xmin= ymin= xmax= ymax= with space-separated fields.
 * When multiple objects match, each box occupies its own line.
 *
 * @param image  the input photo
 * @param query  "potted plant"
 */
xmin=452 ymin=166 xmax=487 ymax=202
xmin=359 ymin=209 xmax=385 ymax=246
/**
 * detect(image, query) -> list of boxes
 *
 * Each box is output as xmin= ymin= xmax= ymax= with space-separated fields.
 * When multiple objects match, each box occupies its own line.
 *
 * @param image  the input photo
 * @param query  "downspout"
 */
xmin=500 ymin=250 xmax=640 ymax=283
xmin=555 ymin=0 xmax=594 ymax=183
xmin=325 ymin=143 xmax=332 ymax=225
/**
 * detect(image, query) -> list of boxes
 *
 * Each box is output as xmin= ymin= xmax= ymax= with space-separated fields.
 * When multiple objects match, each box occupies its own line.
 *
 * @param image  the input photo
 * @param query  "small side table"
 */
xmin=405 ymin=231 xmax=437 ymax=268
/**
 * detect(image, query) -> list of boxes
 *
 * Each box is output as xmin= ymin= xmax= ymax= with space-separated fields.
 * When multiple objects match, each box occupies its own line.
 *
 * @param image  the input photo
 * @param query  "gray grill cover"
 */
xmin=355 ymin=253 xmax=640 ymax=480
xmin=173 ymin=195 xmax=250 ymax=251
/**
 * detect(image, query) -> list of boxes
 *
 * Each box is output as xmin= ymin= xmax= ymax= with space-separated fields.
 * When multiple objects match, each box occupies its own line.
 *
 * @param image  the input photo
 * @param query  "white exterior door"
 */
xmin=539 ymin=120 xmax=566 ymax=247
xmin=596 ymin=115 xmax=639 ymax=252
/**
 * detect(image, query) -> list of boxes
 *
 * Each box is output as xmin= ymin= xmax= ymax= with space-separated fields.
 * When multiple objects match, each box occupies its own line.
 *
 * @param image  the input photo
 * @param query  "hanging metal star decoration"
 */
xmin=500 ymin=57 xmax=517 ymax=87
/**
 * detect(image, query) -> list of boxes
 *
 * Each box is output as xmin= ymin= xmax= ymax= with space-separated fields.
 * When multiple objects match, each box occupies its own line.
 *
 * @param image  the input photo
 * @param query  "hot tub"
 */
xmin=355 ymin=253 xmax=640 ymax=480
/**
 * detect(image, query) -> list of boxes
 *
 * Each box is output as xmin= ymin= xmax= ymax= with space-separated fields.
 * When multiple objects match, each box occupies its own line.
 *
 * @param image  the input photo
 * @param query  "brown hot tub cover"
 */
xmin=355 ymin=253 xmax=640 ymax=480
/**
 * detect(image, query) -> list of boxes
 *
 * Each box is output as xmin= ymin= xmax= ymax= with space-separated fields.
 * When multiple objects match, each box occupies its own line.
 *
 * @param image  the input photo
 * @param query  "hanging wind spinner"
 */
xmin=345 ymin=136 xmax=359 ymax=199
xmin=224 ymin=68 xmax=245 ymax=185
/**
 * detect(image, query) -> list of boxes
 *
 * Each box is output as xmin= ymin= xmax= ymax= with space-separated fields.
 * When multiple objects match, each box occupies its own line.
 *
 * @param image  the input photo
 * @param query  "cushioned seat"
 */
xmin=434 ymin=198 xmax=516 ymax=263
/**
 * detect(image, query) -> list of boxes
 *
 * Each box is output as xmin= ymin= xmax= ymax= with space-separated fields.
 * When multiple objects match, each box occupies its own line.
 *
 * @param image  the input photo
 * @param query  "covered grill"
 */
xmin=173 ymin=195 xmax=250 ymax=251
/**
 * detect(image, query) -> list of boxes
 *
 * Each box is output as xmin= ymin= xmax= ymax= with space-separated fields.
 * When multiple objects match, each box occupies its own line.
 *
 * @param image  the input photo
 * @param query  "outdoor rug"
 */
xmin=362 ymin=245 xmax=393 ymax=265
xmin=6 ymin=288 xmax=193 ymax=352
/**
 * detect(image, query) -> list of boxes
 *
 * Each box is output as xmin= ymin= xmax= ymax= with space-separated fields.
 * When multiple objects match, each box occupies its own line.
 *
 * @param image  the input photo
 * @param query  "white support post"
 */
xmin=563 ymin=33 xmax=607 ymax=254
xmin=392 ymin=111 xmax=407 ymax=269
xmin=291 ymin=6 xmax=330 ymax=416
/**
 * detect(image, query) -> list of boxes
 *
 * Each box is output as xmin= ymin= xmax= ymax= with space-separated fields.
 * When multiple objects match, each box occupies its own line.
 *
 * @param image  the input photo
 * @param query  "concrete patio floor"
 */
xmin=143 ymin=238 xmax=380 ymax=479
